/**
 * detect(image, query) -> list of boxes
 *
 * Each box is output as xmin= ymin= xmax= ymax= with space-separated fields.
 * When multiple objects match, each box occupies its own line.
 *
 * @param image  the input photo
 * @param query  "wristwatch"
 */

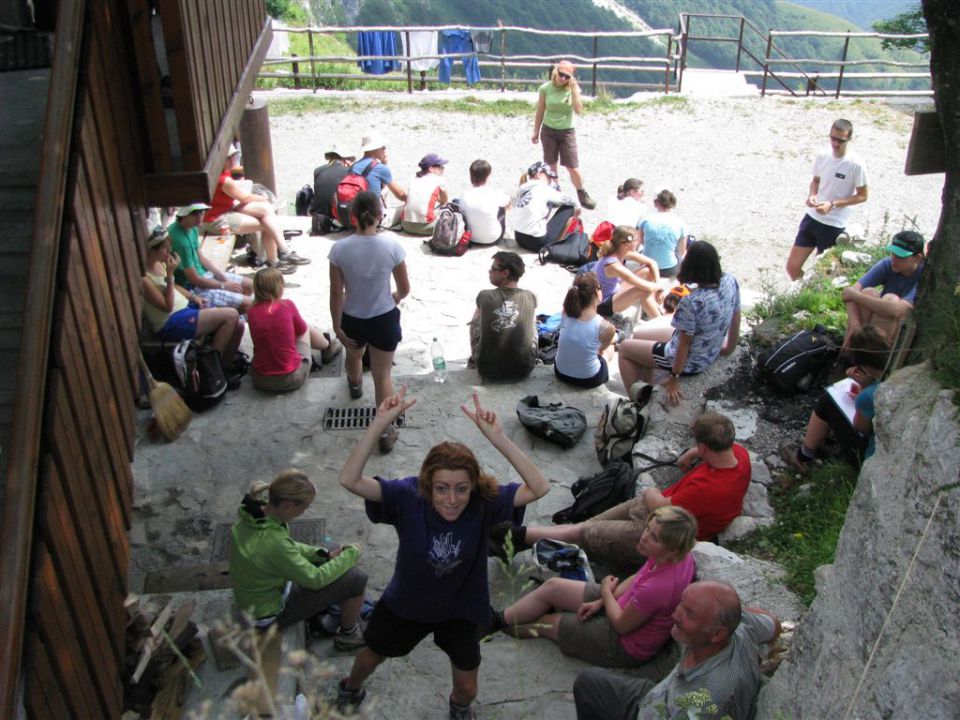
xmin=670 ymin=371 xmax=680 ymax=380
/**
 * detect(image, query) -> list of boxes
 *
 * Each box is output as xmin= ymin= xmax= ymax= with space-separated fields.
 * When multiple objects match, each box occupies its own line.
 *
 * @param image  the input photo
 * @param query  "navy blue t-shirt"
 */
xmin=365 ymin=476 xmax=518 ymax=625
xmin=858 ymin=257 xmax=924 ymax=304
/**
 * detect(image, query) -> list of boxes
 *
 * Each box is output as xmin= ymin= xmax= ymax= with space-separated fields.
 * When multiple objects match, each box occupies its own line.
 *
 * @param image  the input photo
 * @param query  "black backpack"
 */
xmin=538 ymin=230 xmax=597 ymax=270
xmin=172 ymin=340 xmax=227 ymax=411
xmin=551 ymin=461 xmax=637 ymax=524
xmin=516 ymin=395 xmax=587 ymax=449
xmin=295 ymin=184 xmax=313 ymax=216
xmin=758 ymin=325 xmax=838 ymax=395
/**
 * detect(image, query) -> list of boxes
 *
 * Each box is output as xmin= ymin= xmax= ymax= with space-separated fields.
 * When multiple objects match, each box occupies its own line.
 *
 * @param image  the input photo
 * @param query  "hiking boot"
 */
xmin=265 ymin=259 xmax=297 ymax=275
xmin=449 ymin=697 xmax=478 ymax=720
xmin=779 ymin=440 xmax=813 ymax=474
xmin=336 ymin=678 xmax=366 ymax=714
xmin=348 ymin=378 xmax=363 ymax=399
xmin=577 ymin=188 xmax=597 ymax=210
xmin=488 ymin=522 xmax=528 ymax=560
xmin=378 ymin=426 xmax=399 ymax=454
xmin=320 ymin=333 xmax=343 ymax=364
xmin=333 ymin=621 xmax=366 ymax=651
xmin=278 ymin=249 xmax=311 ymax=265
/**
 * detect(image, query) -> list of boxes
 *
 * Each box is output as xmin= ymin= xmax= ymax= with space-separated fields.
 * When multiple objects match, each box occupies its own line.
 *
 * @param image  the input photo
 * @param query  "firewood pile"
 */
xmin=122 ymin=594 xmax=207 ymax=719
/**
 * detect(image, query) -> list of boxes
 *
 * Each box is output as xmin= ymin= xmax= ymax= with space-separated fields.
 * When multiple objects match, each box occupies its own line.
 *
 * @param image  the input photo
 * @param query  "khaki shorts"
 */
xmin=557 ymin=584 xmax=680 ymax=675
xmin=202 ymin=210 xmax=251 ymax=235
xmin=540 ymin=125 xmax=579 ymax=169
xmin=251 ymin=338 xmax=310 ymax=393
xmin=580 ymin=496 xmax=649 ymax=566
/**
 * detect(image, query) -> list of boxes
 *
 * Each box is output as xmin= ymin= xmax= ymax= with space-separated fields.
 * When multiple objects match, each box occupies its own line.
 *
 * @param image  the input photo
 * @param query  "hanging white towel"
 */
xmin=401 ymin=31 xmax=439 ymax=71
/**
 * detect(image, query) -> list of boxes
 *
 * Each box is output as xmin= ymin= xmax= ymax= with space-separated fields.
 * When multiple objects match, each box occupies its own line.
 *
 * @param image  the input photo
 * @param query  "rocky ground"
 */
xmin=128 ymin=91 xmax=945 ymax=718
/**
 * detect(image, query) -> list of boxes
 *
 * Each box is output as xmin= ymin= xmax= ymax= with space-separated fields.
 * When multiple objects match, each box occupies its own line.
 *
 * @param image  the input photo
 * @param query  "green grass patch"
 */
xmin=749 ymin=243 xmax=887 ymax=336
xmin=727 ymin=460 xmax=858 ymax=606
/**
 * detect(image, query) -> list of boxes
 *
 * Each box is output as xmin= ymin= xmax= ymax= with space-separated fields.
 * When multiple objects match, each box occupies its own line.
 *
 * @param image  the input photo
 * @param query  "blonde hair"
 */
xmin=253 ymin=267 xmax=285 ymax=303
xmin=599 ymin=225 xmax=636 ymax=257
xmin=551 ymin=61 xmax=575 ymax=86
xmin=649 ymin=505 xmax=697 ymax=558
xmin=250 ymin=469 xmax=316 ymax=507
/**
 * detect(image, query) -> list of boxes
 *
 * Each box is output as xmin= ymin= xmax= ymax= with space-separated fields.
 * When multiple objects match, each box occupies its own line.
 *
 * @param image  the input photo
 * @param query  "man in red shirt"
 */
xmin=492 ymin=413 xmax=750 ymax=567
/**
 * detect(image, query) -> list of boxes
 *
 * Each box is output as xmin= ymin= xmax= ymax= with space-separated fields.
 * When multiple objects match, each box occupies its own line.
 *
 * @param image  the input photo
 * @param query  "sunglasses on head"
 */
xmin=558 ymin=71 xmax=572 ymax=80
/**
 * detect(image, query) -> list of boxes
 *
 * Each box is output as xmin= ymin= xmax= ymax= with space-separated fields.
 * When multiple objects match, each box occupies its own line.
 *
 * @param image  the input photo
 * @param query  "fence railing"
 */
xmin=259 ymin=16 xmax=930 ymax=100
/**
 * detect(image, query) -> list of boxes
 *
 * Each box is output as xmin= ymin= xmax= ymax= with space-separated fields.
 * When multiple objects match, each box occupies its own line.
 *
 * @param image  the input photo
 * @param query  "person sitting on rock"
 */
xmin=573 ymin=581 xmax=781 ymax=720
xmin=491 ymin=413 xmax=750 ymax=568
xmin=842 ymin=229 xmax=924 ymax=350
xmin=459 ymin=159 xmax=511 ymax=245
xmin=469 ymin=251 xmax=538 ymax=381
xmin=780 ymin=323 xmax=890 ymax=473
xmin=489 ymin=506 xmax=696 ymax=677
xmin=310 ymin=143 xmax=356 ymax=233
xmin=168 ymin=202 xmax=254 ymax=311
xmin=401 ymin=153 xmax=450 ymax=236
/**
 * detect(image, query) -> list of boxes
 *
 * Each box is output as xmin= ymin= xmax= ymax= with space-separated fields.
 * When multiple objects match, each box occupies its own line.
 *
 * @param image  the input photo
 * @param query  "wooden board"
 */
xmin=143 ymin=562 xmax=232 ymax=593
xmin=200 ymin=233 xmax=237 ymax=272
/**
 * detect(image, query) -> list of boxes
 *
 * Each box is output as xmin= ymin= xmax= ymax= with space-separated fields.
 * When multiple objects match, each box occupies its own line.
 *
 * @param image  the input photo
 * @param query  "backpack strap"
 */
xmin=355 ymin=159 xmax=379 ymax=178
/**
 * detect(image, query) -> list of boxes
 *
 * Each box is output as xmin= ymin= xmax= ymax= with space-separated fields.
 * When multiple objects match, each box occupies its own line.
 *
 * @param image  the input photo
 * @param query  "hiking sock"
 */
xmin=798 ymin=444 xmax=816 ymax=461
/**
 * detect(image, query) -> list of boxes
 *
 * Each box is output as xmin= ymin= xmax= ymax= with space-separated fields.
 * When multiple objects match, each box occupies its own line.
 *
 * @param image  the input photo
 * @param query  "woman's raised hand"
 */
xmin=378 ymin=386 xmax=416 ymax=423
xmin=461 ymin=391 xmax=502 ymax=436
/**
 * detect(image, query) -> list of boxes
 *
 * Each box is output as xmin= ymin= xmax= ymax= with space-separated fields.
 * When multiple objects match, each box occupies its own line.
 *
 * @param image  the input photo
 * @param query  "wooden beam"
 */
xmin=143 ymin=170 xmax=215 ymax=206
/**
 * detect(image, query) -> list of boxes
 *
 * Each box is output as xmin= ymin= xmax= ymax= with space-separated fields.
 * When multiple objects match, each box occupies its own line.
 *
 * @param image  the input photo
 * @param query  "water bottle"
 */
xmin=431 ymin=337 xmax=447 ymax=383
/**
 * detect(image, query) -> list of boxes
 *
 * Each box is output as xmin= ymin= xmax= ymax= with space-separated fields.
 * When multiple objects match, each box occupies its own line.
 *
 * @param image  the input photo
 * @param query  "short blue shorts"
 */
xmin=341 ymin=307 xmax=402 ymax=353
xmin=156 ymin=308 xmax=200 ymax=341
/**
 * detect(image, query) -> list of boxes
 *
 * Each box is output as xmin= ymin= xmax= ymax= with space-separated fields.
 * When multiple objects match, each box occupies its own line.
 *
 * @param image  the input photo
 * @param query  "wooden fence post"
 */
xmin=664 ymin=33 xmax=672 ymax=93
xmin=736 ymin=17 xmax=745 ymax=72
xmin=761 ymin=33 xmax=772 ymax=97
xmin=405 ymin=30 xmax=412 ymax=93
xmin=592 ymin=31 xmax=598 ymax=96
xmin=499 ymin=23 xmax=506 ymax=93
xmin=307 ymin=30 xmax=317 ymax=93
xmin=291 ymin=53 xmax=300 ymax=89
xmin=836 ymin=32 xmax=850 ymax=98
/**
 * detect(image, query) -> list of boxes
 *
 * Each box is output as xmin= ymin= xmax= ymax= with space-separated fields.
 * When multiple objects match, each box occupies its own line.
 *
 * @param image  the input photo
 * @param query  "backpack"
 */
xmin=172 ymin=340 xmax=227 ymax=412
xmin=516 ymin=395 xmax=588 ymax=449
xmin=757 ymin=325 xmax=838 ymax=395
xmin=595 ymin=384 xmax=653 ymax=465
xmin=551 ymin=461 xmax=637 ymax=524
xmin=295 ymin=184 xmax=313 ymax=216
xmin=535 ymin=312 xmax=562 ymax=365
xmin=428 ymin=202 xmax=469 ymax=255
xmin=538 ymin=229 xmax=597 ymax=269
xmin=531 ymin=539 xmax=595 ymax=582
xmin=333 ymin=160 xmax=378 ymax=227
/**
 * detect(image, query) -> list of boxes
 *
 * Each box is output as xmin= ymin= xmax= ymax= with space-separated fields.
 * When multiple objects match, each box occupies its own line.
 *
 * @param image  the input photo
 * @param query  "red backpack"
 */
xmin=333 ymin=160 xmax=379 ymax=227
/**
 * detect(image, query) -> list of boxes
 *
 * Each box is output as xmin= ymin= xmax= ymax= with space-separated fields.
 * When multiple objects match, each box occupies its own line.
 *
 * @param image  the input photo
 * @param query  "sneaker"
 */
xmin=779 ymin=440 xmax=813 ymax=474
xmin=265 ymin=259 xmax=297 ymax=275
xmin=333 ymin=622 xmax=366 ymax=651
xmin=336 ymin=678 xmax=366 ymax=714
xmin=278 ymin=250 xmax=311 ymax=265
xmin=577 ymin=188 xmax=597 ymax=210
xmin=449 ymin=697 xmax=477 ymax=720
xmin=348 ymin=378 xmax=363 ymax=399
xmin=320 ymin=332 xmax=343 ymax=364
xmin=378 ymin=427 xmax=399 ymax=454
xmin=247 ymin=250 xmax=266 ymax=268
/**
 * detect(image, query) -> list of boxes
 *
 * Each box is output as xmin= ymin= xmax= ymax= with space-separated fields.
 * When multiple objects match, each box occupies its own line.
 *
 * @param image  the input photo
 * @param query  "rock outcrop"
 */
xmin=758 ymin=363 xmax=960 ymax=719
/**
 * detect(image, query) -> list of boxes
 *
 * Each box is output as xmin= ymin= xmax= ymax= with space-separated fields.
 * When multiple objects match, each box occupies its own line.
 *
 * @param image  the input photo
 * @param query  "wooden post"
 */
xmin=735 ymin=17 xmax=745 ymax=73
xmin=836 ymin=32 xmax=851 ymax=99
xmin=499 ymin=23 xmax=506 ymax=93
xmin=761 ymin=33 xmax=773 ymax=97
xmin=405 ymin=30 xmax=413 ymax=93
xmin=419 ymin=70 xmax=426 ymax=91
xmin=592 ymin=31 xmax=598 ymax=96
xmin=308 ymin=30 xmax=317 ymax=93
xmin=677 ymin=15 xmax=689 ymax=93
xmin=664 ymin=33 xmax=672 ymax=93
xmin=291 ymin=53 xmax=300 ymax=89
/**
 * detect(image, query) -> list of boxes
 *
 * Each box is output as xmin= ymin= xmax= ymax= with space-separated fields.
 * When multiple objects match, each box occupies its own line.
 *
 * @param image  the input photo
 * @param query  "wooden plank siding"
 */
xmin=1 ymin=0 xmax=270 ymax=715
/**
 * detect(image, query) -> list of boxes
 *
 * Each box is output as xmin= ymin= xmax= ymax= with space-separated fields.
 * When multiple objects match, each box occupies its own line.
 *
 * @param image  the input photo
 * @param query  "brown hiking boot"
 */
xmin=577 ymin=188 xmax=597 ymax=209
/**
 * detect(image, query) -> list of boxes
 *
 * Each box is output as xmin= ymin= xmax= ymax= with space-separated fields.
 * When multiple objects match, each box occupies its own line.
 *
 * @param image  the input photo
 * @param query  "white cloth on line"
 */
xmin=401 ymin=31 xmax=439 ymax=71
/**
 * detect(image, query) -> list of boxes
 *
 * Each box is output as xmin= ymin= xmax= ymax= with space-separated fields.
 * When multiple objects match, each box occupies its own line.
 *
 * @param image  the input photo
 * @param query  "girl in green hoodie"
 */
xmin=230 ymin=469 xmax=369 ymax=650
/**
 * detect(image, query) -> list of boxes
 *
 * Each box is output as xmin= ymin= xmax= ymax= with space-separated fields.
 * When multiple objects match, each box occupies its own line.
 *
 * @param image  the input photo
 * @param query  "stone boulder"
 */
xmin=758 ymin=364 xmax=960 ymax=719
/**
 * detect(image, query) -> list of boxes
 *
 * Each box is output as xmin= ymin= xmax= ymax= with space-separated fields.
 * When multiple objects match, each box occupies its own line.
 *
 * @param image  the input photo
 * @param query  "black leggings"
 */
xmin=515 ymin=205 xmax=576 ymax=251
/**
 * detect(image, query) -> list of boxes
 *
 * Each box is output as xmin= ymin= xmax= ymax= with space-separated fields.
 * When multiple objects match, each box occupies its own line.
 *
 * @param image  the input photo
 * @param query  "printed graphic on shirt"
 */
xmin=427 ymin=532 xmax=463 ymax=576
xmin=515 ymin=188 xmax=533 ymax=208
xmin=491 ymin=299 xmax=520 ymax=332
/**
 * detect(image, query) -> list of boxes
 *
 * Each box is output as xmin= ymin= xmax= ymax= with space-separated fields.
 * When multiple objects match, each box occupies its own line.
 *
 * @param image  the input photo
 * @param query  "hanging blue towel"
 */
xmin=357 ymin=31 xmax=399 ymax=75
xmin=438 ymin=30 xmax=481 ymax=85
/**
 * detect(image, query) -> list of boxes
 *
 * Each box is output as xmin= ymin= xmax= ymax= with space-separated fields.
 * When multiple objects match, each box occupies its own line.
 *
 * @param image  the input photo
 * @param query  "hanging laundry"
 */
xmin=438 ymin=30 xmax=481 ymax=85
xmin=356 ymin=31 xmax=400 ymax=75
xmin=401 ymin=31 xmax=439 ymax=71
xmin=471 ymin=30 xmax=494 ymax=54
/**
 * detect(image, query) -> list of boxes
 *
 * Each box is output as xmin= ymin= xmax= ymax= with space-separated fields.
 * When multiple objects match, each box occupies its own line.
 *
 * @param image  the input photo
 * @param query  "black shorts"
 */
xmin=651 ymin=341 xmax=695 ymax=376
xmin=364 ymin=600 xmax=481 ymax=671
xmin=555 ymin=356 xmax=609 ymax=389
xmin=597 ymin=297 xmax=614 ymax=317
xmin=793 ymin=213 xmax=845 ymax=254
xmin=341 ymin=307 xmax=402 ymax=352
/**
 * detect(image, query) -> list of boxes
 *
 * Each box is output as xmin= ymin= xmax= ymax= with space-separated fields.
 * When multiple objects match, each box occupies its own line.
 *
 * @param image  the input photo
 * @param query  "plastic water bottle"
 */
xmin=431 ymin=337 xmax=447 ymax=383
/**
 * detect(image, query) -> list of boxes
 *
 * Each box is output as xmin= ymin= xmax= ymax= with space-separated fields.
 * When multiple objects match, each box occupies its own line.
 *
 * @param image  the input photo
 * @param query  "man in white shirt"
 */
xmin=459 ymin=160 xmax=511 ymax=245
xmin=785 ymin=118 xmax=868 ymax=281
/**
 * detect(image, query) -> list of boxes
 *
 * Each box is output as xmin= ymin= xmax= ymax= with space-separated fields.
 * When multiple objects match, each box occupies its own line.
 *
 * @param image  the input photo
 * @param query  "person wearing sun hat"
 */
xmin=401 ymin=153 xmax=450 ymax=236
xmin=310 ymin=143 xmax=358 ymax=233
xmin=841 ymin=229 xmax=925 ymax=349
xmin=168 ymin=201 xmax=255 ymax=311
xmin=349 ymin=131 xmax=408 ymax=205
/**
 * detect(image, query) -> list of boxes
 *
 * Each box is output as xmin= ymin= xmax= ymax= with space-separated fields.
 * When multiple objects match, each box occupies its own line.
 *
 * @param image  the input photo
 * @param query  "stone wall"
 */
xmin=757 ymin=363 xmax=960 ymax=719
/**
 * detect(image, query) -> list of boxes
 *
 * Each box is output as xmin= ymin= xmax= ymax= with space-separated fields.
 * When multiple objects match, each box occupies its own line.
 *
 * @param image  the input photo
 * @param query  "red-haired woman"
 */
xmin=336 ymin=389 xmax=550 ymax=720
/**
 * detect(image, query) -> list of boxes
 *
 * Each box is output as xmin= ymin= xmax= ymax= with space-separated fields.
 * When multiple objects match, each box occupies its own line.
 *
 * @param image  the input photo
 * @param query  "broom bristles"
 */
xmin=149 ymin=380 xmax=192 ymax=441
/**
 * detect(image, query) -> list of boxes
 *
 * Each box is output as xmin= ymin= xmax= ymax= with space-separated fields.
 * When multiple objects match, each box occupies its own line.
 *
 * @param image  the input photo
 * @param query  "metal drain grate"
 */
xmin=210 ymin=519 xmax=326 ymax=562
xmin=323 ymin=406 xmax=406 ymax=431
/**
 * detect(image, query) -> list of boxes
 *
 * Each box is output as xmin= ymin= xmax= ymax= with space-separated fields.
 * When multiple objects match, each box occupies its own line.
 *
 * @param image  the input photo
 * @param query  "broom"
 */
xmin=138 ymin=350 xmax=191 ymax=441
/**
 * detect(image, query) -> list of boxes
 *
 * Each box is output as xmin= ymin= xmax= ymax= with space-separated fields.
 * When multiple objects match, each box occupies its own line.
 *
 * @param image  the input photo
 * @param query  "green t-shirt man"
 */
xmin=539 ymin=81 xmax=575 ymax=130
xmin=167 ymin=218 xmax=204 ymax=287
